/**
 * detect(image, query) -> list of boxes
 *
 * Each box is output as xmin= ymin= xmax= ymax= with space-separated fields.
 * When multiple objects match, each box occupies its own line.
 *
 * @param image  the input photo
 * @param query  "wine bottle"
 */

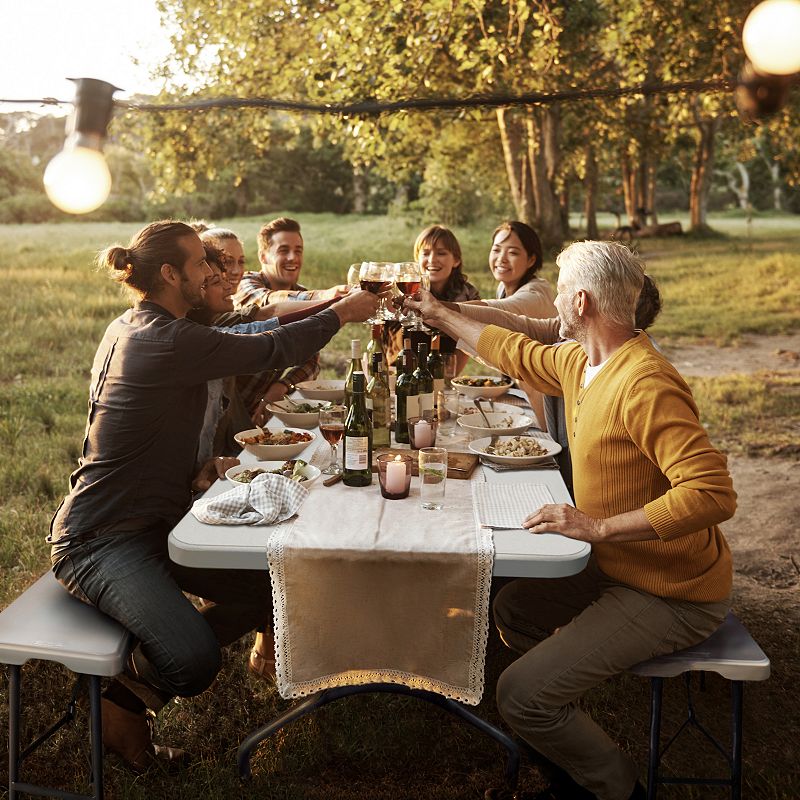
xmin=364 ymin=323 xmax=385 ymax=376
xmin=394 ymin=349 xmax=419 ymax=444
xmin=413 ymin=342 xmax=434 ymax=418
xmin=342 ymin=371 xmax=372 ymax=486
xmin=427 ymin=334 xmax=445 ymax=408
xmin=343 ymin=338 xmax=362 ymax=411
xmin=402 ymin=336 xmax=416 ymax=372
xmin=367 ymin=352 xmax=390 ymax=448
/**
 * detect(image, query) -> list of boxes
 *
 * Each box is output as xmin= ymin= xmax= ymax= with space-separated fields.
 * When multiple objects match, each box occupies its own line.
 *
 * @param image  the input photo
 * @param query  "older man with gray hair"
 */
xmin=407 ymin=241 xmax=736 ymax=800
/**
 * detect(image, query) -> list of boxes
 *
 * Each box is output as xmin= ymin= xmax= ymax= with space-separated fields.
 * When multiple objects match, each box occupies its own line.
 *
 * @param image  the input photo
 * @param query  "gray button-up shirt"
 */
xmin=50 ymin=300 xmax=339 ymax=542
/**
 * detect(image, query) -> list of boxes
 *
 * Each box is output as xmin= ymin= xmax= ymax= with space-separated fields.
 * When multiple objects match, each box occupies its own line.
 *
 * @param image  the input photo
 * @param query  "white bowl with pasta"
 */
xmin=469 ymin=435 xmax=562 ymax=466
xmin=457 ymin=412 xmax=535 ymax=438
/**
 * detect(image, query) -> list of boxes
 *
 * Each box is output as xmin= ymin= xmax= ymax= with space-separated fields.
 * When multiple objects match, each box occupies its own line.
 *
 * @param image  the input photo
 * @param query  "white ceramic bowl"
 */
xmin=450 ymin=375 xmax=512 ymax=399
xmin=234 ymin=427 xmax=317 ymax=460
xmin=447 ymin=399 xmax=520 ymax=418
xmin=457 ymin=412 xmax=535 ymax=438
xmin=469 ymin=435 xmax=562 ymax=466
xmin=225 ymin=460 xmax=321 ymax=487
xmin=296 ymin=380 xmax=346 ymax=402
xmin=265 ymin=401 xmax=327 ymax=429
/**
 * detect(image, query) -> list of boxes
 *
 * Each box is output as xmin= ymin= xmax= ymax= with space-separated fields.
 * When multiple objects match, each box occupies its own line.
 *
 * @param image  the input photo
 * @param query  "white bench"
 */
xmin=629 ymin=612 xmax=770 ymax=800
xmin=0 ymin=571 xmax=132 ymax=800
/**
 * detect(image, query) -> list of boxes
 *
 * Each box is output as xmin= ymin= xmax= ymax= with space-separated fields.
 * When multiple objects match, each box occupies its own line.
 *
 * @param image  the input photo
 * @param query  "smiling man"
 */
xmin=407 ymin=240 xmax=736 ymax=800
xmin=48 ymin=220 xmax=379 ymax=773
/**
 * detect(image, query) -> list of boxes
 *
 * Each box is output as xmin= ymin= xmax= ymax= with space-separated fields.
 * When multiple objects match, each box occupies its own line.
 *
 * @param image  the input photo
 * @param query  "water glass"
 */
xmin=442 ymin=352 xmax=458 ymax=388
xmin=436 ymin=389 xmax=459 ymax=437
xmin=419 ymin=447 xmax=447 ymax=510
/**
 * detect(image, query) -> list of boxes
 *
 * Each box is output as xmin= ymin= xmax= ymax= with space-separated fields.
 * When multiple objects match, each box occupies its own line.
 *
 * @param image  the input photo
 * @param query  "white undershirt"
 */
xmin=584 ymin=359 xmax=608 ymax=387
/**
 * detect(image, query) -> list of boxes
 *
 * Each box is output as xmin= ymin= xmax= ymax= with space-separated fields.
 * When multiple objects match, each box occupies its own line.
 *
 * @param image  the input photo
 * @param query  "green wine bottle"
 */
xmin=367 ymin=352 xmax=391 ymax=448
xmin=394 ymin=349 xmax=419 ymax=444
xmin=342 ymin=371 xmax=372 ymax=486
xmin=413 ymin=342 xmax=434 ymax=418
xmin=427 ymin=334 xmax=445 ymax=409
xmin=343 ymin=338 xmax=362 ymax=411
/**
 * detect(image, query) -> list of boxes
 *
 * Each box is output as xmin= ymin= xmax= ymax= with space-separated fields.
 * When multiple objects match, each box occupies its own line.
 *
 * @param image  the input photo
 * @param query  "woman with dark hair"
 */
xmin=47 ymin=221 xmax=379 ymax=771
xmin=466 ymin=220 xmax=556 ymax=319
xmin=415 ymin=224 xmax=481 ymax=302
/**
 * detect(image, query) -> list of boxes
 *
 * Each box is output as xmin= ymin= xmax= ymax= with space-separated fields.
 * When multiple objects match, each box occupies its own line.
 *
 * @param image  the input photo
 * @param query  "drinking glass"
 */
xmin=318 ymin=406 xmax=345 ymax=475
xmin=394 ymin=261 xmax=424 ymax=328
xmin=442 ymin=352 xmax=458 ymax=389
xmin=419 ymin=447 xmax=447 ymax=510
xmin=346 ymin=263 xmax=362 ymax=290
xmin=436 ymin=389 xmax=459 ymax=437
xmin=359 ymin=262 xmax=393 ymax=323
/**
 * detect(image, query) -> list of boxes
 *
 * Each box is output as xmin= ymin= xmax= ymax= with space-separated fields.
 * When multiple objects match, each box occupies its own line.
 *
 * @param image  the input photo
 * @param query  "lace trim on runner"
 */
xmin=269 ymin=512 xmax=494 ymax=707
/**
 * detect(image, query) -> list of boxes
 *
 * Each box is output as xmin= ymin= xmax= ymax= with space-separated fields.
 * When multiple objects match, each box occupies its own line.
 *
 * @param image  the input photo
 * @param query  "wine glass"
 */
xmin=394 ymin=261 xmax=425 ymax=329
xmin=346 ymin=263 xmax=362 ymax=290
xmin=318 ymin=406 xmax=345 ymax=475
xmin=359 ymin=261 xmax=393 ymax=324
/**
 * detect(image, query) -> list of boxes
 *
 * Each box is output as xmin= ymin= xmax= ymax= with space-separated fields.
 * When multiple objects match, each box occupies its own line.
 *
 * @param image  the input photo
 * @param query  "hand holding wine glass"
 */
xmin=394 ymin=261 xmax=425 ymax=329
xmin=359 ymin=262 xmax=394 ymax=323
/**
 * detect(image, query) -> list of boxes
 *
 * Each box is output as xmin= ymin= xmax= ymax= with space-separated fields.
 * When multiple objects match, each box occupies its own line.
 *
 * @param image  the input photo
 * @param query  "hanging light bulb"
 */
xmin=742 ymin=0 xmax=800 ymax=76
xmin=43 ymin=78 xmax=120 ymax=215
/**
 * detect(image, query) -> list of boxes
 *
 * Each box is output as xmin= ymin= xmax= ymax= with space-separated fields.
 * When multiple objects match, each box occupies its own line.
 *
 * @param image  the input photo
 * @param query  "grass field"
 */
xmin=0 ymin=213 xmax=799 ymax=799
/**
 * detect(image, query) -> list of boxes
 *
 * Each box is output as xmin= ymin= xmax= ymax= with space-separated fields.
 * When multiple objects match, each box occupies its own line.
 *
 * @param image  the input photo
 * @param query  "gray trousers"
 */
xmin=493 ymin=558 xmax=729 ymax=800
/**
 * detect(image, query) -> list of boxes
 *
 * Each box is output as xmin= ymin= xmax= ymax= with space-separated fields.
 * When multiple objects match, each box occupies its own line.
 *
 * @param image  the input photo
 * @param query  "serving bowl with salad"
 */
xmin=225 ymin=459 xmax=321 ymax=487
xmin=265 ymin=399 xmax=331 ymax=429
xmin=451 ymin=375 xmax=512 ymax=400
xmin=234 ymin=427 xmax=316 ymax=460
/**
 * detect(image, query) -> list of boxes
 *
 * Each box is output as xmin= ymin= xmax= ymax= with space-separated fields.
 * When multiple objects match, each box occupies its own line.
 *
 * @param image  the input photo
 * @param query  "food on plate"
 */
xmin=277 ymin=401 xmax=328 ymax=413
xmin=452 ymin=376 xmax=511 ymax=388
xmin=486 ymin=437 xmax=549 ymax=458
xmin=239 ymin=429 xmax=314 ymax=446
xmin=231 ymin=460 xmax=311 ymax=483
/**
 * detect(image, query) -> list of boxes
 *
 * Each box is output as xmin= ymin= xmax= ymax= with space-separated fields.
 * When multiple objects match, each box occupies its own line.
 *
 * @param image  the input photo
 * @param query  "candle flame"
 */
xmin=394 ymin=455 xmax=403 ymax=462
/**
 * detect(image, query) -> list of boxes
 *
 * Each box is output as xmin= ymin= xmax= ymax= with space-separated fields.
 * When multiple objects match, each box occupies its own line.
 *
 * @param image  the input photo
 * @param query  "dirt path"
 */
xmin=663 ymin=333 xmax=800 ymax=377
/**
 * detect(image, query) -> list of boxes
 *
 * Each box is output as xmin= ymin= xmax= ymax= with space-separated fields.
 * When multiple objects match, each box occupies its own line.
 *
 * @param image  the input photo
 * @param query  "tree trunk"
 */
xmin=526 ymin=109 xmax=564 ymax=250
xmin=234 ymin=178 xmax=249 ymax=215
xmin=559 ymin=180 xmax=570 ymax=236
xmin=635 ymin=159 xmax=649 ymax=227
xmin=584 ymin=144 xmax=599 ymax=240
xmin=352 ymin=166 xmax=368 ymax=214
xmin=621 ymin=153 xmax=637 ymax=224
xmin=766 ymin=161 xmax=783 ymax=210
xmin=647 ymin=164 xmax=658 ymax=225
xmin=689 ymin=117 xmax=719 ymax=232
xmin=496 ymin=108 xmax=533 ymax=222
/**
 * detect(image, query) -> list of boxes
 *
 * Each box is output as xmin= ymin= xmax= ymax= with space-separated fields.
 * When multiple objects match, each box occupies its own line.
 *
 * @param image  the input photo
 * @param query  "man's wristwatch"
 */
xmin=278 ymin=380 xmax=296 ymax=395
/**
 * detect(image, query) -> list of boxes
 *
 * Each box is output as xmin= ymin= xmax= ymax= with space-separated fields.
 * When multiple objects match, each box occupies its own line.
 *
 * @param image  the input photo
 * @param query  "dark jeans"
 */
xmin=52 ymin=524 xmax=270 ymax=704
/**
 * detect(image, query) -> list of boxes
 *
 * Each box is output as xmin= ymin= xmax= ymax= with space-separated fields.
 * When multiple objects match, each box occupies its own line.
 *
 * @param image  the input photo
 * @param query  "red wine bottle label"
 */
xmin=344 ymin=436 xmax=369 ymax=469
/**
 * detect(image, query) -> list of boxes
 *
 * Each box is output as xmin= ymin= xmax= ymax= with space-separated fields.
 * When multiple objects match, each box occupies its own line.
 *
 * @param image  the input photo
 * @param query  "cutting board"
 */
xmin=372 ymin=448 xmax=479 ymax=480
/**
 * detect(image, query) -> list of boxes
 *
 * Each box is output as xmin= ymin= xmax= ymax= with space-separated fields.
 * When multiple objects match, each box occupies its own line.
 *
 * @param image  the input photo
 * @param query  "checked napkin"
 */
xmin=191 ymin=472 xmax=307 ymax=525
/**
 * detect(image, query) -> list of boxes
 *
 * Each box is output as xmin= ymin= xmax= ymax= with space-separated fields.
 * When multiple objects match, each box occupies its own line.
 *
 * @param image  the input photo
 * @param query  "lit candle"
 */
xmin=385 ymin=456 xmax=407 ymax=494
xmin=414 ymin=419 xmax=432 ymax=448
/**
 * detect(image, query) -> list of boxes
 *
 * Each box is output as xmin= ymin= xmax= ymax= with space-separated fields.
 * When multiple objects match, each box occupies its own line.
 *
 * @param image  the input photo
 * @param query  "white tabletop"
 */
xmin=168 ymin=438 xmax=590 ymax=580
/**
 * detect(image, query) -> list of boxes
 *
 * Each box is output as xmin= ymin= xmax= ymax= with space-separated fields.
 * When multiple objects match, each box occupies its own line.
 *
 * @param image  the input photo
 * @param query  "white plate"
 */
xmin=296 ymin=380 xmax=346 ymax=402
xmin=225 ymin=460 xmax=321 ymax=487
xmin=469 ymin=435 xmax=562 ymax=466
xmin=450 ymin=375 xmax=512 ymax=399
xmin=457 ymin=412 xmax=535 ymax=437
xmin=234 ymin=427 xmax=317 ymax=460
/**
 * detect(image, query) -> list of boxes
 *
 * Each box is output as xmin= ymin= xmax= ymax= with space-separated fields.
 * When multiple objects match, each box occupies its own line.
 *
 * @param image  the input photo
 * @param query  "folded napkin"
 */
xmin=191 ymin=472 xmax=308 ymax=525
xmin=472 ymin=482 xmax=554 ymax=529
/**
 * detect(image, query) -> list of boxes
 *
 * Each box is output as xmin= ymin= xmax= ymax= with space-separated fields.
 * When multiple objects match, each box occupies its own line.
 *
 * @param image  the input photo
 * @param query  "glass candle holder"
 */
xmin=407 ymin=415 xmax=438 ymax=450
xmin=377 ymin=453 xmax=413 ymax=499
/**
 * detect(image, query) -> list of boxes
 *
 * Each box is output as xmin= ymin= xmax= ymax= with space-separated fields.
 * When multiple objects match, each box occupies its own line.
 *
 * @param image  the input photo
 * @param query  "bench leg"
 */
xmin=8 ymin=664 xmax=21 ymax=800
xmin=88 ymin=676 xmax=104 ymax=800
xmin=731 ymin=681 xmax=743 ymax=800
xmin=646 ymin=677 xmax=663 ymax=800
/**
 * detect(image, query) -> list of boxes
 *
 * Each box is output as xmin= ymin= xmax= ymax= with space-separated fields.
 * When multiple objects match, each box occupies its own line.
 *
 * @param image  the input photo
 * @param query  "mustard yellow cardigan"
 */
xmin=477 ymin=327 xmax=735 ymax=602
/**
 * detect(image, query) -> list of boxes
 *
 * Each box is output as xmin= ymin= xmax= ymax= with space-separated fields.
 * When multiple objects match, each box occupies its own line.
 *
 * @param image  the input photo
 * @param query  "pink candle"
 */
xmin=385 ymin=457 xmax=407 ymax=494
xmin=414 ymin=419 xmax=432 ymax=448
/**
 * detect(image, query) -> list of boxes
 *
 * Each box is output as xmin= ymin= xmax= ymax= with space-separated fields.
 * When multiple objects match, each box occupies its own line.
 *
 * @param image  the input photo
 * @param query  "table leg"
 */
xmin=237 ymin=683 xmax=520 ymax=790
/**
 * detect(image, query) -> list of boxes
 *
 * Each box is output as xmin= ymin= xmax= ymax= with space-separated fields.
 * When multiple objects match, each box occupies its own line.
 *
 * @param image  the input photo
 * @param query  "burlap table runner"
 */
xmin=267 ymin=474 xmax=493 ymax=705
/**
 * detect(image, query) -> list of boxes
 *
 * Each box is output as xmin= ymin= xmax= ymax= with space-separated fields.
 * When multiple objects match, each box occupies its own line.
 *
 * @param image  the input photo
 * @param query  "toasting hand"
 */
xmin=331 ymin=288 xmax=385 ymax=325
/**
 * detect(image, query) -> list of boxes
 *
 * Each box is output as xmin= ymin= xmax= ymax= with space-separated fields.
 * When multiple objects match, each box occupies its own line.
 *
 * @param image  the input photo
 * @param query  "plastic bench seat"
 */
xmin=629 ymin=612 xmax=770 ymax=800
xmin=0 ymin=571 xmax=133 ymax=800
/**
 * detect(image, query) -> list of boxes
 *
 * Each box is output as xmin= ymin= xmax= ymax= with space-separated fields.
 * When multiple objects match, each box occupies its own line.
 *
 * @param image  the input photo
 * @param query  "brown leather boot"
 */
xmin=248 ymin=630 xmax=276 ymax=682
xmin=101 ymin=698 xmax=188 ymax=773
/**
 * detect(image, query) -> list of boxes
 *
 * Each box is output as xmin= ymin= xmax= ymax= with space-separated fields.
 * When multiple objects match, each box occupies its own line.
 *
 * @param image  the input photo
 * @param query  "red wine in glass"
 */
xmin=360 ymin=280 xmax=388 ymax=294
xmin=396 ymin=280 xmax=421 ymax=296
xmin=319 ymin=423 xmax=345 ymax=445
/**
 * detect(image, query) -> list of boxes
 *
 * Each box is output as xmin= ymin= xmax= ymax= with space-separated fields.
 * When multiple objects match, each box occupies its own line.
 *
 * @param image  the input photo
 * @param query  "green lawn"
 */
xmin=0 ymin=213 xmax=798 ymax=798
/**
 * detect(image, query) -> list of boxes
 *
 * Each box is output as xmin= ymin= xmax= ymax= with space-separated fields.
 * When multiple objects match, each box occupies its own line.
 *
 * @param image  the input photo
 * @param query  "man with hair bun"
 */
xmin=407 ymin=240 xmax=735 ymax=800
xmin=48 ymin=220 xmax=380 ymax=772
